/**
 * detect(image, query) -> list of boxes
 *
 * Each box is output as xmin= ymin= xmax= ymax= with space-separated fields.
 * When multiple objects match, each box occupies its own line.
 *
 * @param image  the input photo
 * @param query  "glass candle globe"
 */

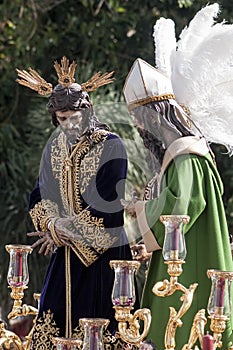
xmin=160 ymin=215 xmax=190 ymax=261
xmin=110 ymin=260 xmax=140 ymax=307
xmin=5 ymin=244 xmax=33 ymax=288
xmin=79 ymin=318 xmax=109 ymax=350
xmin=207 ymin=269 xmax=233 ymax=318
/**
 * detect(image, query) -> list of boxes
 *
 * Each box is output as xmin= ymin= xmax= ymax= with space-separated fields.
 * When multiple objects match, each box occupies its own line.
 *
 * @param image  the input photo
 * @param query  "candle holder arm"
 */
xmin=7 ymin=286 xmax=38 ymax=320
xmin=0 ymin=321 xmax=24 ymax=350
xmin=182 ymin=309 xmax=207 ymax=350
xmin=114 ymin=306 xmax=151 ymax=346
xmin=8 ymin=301 xmax=38 ymax=320
xmin=153 ymin=277 xmax=198 ymax=350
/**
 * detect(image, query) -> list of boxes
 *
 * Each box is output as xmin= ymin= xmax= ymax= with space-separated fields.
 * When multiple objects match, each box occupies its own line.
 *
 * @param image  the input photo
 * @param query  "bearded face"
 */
xmin=55 ymin=109 xmax=90 ymax=143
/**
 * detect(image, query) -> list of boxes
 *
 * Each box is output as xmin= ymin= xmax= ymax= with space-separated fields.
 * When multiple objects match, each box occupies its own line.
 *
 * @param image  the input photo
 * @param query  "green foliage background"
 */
xmin=1 ymin=0 xmax=233 ymax=320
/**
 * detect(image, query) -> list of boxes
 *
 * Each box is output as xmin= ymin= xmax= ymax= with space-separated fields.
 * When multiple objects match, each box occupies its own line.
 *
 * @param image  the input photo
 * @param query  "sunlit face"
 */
xmin=55 ymin=110 xmax=85 ymax=142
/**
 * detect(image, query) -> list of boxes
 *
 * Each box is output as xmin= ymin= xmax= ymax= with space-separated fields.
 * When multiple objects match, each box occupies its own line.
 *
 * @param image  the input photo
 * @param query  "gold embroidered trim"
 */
xmin=72 ymin=130 xmax=109 ymax=214
xmin=73 ymin=209 xmax=118 ymax=251
xmin=30 ymin=310 xmax=60 ymax=350
xmin=70 ymin=240 xmax=99 ymax=267
xmin=51 ymin=132 xmax=67 ymax=181
xmin=79 ymin=143 xmax=104 ymax=194
xmin=49 ymin=130 xmax=118 ymax=266
xmin=50 ymin=129 xmax=109 ymax=215
xmin=61 ymin=129 xmax=108 ymax=215
xmin=29 ymin=199 xmax=59 ymax=231
xmin=128 ymin=93 xmax=175 ymax=111
xmin=69 ymin=209 xmax=118 ymax=267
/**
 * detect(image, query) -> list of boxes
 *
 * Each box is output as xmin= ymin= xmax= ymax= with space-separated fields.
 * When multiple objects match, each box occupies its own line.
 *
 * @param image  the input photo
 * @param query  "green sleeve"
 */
xmin=145 ymin=154 xmax=207 ymax=247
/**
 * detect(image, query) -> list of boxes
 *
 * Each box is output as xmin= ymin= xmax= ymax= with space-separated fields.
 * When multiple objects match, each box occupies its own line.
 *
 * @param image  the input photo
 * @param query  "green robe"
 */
xmin=141 ymin=141 xmax=233 ymax=350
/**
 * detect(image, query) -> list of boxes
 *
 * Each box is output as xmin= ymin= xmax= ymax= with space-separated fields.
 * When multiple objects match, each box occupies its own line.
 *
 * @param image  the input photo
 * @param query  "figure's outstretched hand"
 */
xmin=27 ymin=231 xmax=57 ymax=255
xmin=131 ymin=243 xmax=152 ymax=262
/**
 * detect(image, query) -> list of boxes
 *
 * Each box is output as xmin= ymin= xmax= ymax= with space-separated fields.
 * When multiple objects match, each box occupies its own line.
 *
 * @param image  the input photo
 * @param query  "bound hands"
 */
xmin=54 ymin=216 xmax=81 ymax=242
xmin=27 ymin=231 xmax=56 ymax=255
xmin=27 ymin=216 xmax=81 ymax=255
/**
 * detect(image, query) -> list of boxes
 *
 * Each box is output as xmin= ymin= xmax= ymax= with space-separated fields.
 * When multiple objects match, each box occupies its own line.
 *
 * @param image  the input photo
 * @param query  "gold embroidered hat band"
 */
xmin=16 ymin=56 xmax=114 ymax=96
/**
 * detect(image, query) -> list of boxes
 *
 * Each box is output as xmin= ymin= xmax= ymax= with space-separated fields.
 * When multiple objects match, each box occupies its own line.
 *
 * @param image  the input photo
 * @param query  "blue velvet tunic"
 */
xmin=28 ymin=129 xmax=134 ymax=349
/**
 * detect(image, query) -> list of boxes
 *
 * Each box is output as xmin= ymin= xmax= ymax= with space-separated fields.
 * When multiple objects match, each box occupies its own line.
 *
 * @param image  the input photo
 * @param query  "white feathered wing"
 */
xmin=154 ymin=3 xmax=233 ymax=152
xmin=153 ymin=17 xmax=176 ymax=78
xmin=170 ymin=3 xmax=233 ymax=152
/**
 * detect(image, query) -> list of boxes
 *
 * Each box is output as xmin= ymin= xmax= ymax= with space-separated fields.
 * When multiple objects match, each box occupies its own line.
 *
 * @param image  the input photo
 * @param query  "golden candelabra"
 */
xmin=153 ymin=215 xmax=233 ymax=350
xmin=110 ymin=259 xmax=151 ymax=347
xmin=1 ymin=244 xmax=151 ymax=349
xmin=2 ymin=215 xmax=233 ymax=350
xmin=0 ymin=245 xmax=39 ymax=350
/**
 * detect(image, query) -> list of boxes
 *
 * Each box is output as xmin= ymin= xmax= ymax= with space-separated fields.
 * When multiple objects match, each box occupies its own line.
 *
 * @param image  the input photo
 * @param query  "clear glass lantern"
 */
xmin=110 ymin=260 xmax=140 ymax=307
xmin=5 ymin=244 xmax=33 ymax=287
xmin=207 ymin=270 xmax=233 ymax=318
xmin=160 ymin=215 xmax=190 ymax=261
xmin=79 ymin=318 xmax=109 ymax=350
xmin=52 ymin=337 xmax=82 ymax=350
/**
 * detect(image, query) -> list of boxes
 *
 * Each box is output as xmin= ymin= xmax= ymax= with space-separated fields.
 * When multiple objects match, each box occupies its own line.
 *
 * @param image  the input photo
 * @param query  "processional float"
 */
xmin=1 ymin=214 xmax=233 ymax=350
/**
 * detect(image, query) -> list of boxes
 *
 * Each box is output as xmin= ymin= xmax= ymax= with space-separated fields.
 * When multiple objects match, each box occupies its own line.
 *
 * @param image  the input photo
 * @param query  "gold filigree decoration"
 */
xmin=50 ymin=132 xmax=67 ymax=180
xmin=29 ymin=199 xmax=59 ymax=231
xmin=63 ymin=129 xmax=108 ymax=215
xmin=50 ymin=132 xmax=70 ymax=214
xmin=73 ymin=209 xmax=118 ymax=250
xmin=68 ymin=209 xmax=118 ymax=267
xmin=30 ymin=310 xmax=60 ymax=350
xmin=182 ymin=309 xmax=207 ymax=350
xmin=64 ymin=138 xmax=91 ymax=214
xmin=54 ymin=56 xmax=77 ymax=87
xmin=48 ymin=129 xmax=117 ymax=266
xmin=79 ymin=143 xmax=104 ymax=194
xmin=16 ymin=68 xmax=53 ymax=96
xmin=70 ymin=239 xmax=99 ymax=267
xmin=69 ymin=211 xmax=118 ymax=267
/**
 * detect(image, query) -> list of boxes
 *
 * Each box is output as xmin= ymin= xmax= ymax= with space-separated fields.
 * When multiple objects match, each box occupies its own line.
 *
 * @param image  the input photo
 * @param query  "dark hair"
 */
xmin=47 ymin=83 xmax=92 ymax=127
xmin=133 ymin=100 xmax=194 ymax=171
xmin=46 ymin=83 xmax=110 ymax=133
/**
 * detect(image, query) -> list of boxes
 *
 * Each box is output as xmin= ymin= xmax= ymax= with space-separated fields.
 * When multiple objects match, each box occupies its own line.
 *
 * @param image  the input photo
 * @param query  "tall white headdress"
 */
xmin=153 ymin=3 xmax=233 ymax=153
